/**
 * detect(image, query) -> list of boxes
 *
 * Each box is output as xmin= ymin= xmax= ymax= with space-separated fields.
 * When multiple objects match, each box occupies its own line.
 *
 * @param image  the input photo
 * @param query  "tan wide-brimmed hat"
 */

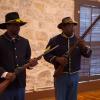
xmin=57 ymin=17 xmax=77 ymax=29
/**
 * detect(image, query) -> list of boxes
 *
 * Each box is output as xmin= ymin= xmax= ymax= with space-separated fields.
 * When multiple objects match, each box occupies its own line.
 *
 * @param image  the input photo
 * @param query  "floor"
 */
xmin=38 ymin=90 xmax=100 ymax=100
xmin=78 ymin=90 xmax=100 ymax=100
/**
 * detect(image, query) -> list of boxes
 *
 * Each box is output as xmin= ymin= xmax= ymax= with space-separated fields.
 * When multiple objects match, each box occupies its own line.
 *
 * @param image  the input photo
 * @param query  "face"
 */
xmin=6 ymin=23 xmax=20 ymax=36
xmin=62 ymin=24 xmax=75 ymax=37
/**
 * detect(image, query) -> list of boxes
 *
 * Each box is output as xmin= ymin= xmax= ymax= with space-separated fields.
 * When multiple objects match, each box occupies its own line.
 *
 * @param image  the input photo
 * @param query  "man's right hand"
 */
xmin=5 ymin=72 xmax=16 ymax=82
xmin=55 ymin=56 xmax=68 ymax=66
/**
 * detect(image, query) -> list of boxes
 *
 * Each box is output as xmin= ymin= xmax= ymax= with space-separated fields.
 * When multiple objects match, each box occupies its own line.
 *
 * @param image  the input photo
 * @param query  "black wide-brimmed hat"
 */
xmin=57 ymin=17 xmax=78 ymax=29
xmin=0 ymin=12 xmax=26 ymax=29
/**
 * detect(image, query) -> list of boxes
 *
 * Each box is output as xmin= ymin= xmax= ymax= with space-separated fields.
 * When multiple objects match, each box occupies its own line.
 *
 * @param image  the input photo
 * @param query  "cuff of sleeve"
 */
xmin=81 ymin=45 xmax=90 ymax=51
xmin=50 ymin=56 xmax=56 ymax=63
xmin=86 ymin=45 xmax=90 ymax=48
xmin=1 ymin=72 xmax=8 ymax=78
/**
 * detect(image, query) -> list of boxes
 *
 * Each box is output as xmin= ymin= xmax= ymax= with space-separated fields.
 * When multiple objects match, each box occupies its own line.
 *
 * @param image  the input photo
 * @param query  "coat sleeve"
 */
xmin=43 ymin=38 xmax=57 ymax=64
xmin=76 ymin=36 xmax=92 ymax=58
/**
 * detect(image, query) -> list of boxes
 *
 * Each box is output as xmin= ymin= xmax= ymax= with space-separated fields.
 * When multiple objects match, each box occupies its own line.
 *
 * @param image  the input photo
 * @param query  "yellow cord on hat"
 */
xmin=15 ymin=18 xmax=22 ymax=22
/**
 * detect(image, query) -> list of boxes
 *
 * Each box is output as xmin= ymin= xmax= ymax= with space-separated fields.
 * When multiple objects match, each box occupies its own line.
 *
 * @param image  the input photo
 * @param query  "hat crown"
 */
xmin=62 ymin=17 xmax=73 ymax=23
xmin=5 ymin=12 xmax=20 ymax=22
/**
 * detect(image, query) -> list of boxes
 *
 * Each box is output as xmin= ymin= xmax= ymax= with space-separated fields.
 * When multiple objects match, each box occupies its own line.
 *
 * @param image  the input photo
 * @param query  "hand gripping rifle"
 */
xmin=0 ymin=45 xmax=59 ymax=93
xmin=54 ymin=15 xmax=100 ymax=77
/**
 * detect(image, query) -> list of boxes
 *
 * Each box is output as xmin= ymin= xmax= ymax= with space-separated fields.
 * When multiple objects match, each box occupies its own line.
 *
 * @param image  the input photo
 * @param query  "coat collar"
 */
xmin=3 ymin=32 xmax=20 ymax=42
xmin=61 ymin=33 xmax=74 ymax=39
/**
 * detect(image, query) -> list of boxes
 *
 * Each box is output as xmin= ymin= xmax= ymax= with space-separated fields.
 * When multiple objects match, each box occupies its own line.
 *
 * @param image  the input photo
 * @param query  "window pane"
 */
xmin=80 ymin=5 xmax=100 ymax=77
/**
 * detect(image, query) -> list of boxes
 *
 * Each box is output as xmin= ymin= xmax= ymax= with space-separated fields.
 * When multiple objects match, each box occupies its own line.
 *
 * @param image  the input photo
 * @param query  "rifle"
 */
xmin=54 ymin=15 xmax=100 ymax=77
xmin=0 ymin=45 xmax=59 ymax=93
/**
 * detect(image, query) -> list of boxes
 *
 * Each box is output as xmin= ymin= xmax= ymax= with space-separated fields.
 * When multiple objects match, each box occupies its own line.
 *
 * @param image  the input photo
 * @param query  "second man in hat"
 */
xmin=43 ymin=17 xmax=92 ymax=100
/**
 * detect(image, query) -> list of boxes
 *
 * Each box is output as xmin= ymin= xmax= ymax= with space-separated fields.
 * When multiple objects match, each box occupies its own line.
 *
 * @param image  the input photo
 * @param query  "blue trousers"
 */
xmin=0 ymin=88 xmax=25 ymax=100
xmin=54 ymin=72 xmax=79 ymax=100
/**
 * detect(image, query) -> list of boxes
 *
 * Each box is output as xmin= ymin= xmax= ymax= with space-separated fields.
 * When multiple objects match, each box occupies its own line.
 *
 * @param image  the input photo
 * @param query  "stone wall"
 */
xmin=0 ymin=0 xmax=75 ymax=90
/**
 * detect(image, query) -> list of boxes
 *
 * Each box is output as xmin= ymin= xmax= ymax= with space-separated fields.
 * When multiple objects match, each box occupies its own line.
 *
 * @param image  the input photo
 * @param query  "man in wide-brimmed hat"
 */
xmin=0 ymin=12 xmax=38 ymax=100
xmin=43 ymin=17 xmax=92 ymax=100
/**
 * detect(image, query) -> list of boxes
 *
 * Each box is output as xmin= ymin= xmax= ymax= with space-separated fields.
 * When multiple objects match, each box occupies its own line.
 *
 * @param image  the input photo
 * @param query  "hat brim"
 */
xmin=0 ymin=21 xmax=26 ymax=29
xmin=57 ymin=22 xmax=77 ymax=29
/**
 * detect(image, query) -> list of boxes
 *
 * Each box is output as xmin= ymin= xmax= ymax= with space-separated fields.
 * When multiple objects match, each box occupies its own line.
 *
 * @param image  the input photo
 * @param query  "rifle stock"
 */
xmin=54 ymin=15 xmax=100 ymax=77
xmin=0 ymin=63 xmax=31 ymax=94
xmin=0 ymin=80 xmax=11 ymax=93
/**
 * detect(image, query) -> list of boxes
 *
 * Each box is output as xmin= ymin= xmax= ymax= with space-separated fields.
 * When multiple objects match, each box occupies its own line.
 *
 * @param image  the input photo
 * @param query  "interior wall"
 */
xmin=0 ymin=0 xmax=75 ymax=90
